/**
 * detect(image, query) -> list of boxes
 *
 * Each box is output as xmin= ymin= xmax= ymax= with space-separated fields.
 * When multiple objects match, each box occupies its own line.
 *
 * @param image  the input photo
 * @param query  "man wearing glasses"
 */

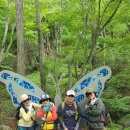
xmin=57 ymin=90 xmax=82 ymax=130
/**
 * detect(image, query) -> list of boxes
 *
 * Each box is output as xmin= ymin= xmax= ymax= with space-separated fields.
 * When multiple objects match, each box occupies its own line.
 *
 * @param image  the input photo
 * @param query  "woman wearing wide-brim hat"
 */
xmin=18 ymin=94 xmax=41 ymax=130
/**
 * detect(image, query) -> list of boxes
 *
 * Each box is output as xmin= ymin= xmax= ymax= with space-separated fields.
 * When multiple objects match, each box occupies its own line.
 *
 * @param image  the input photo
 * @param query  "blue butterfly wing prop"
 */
xmin=0 ymin=70 xmax=45 ymax=107
xmin=72 ymin=66 xmax=112 ymax=109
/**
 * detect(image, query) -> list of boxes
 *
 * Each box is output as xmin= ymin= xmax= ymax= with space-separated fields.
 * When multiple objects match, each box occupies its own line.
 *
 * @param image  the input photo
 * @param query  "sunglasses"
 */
xmin=23 ymin=98 xmax=30 ymax=103
xmin=85 ymin=92 xmax=92 ymax=97
xmin=68 ymin=95 xmax=75 ymax=97
xmin=42 ymin=99 xmax=49 ymax=102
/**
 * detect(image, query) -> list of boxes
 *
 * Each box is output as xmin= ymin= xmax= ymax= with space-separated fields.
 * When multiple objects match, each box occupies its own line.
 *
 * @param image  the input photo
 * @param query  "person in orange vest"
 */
xmin=36 ymin=94 xmax=57 ymax=130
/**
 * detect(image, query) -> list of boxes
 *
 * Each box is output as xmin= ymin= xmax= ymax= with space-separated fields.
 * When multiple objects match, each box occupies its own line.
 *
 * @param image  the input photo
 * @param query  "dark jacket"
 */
xmin=57 ymin=102 xmax=82 ymax=130
xmin=84 ymin=98 xmax=105 ymax=130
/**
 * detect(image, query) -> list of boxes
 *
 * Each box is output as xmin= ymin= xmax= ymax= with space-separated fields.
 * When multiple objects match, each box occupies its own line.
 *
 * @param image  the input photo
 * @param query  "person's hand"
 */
xmin=50 ymin=102 xmax=54 ymax=106
xmin=28 ymin=103 xmax=33 ymax=111
xmin=74 ymin=123 xmax=79 ymax=130
xmin=41 ymin=117 xmax=46 ymax=122
xmin=42 ymin=104 xmax=51 ymax=112
xmin=41 ymin=105 xmax=44 ymax=110
xmin=85 ymin=104 xmax=92 ymax=108
xmin=64 ymin=128 xmax=68 ymax=130
xmin=90 ymin=99 xmax=95 ymax=105
xmin=85 ymin=105 xmax=88 ymax=108
xmin=90 ymin=98 xmax=97 ymax=105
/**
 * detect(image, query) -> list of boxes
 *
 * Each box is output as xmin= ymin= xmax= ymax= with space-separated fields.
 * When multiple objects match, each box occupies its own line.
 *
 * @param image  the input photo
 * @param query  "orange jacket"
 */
xmin=36 ymin=103 xmax=57 ymax=122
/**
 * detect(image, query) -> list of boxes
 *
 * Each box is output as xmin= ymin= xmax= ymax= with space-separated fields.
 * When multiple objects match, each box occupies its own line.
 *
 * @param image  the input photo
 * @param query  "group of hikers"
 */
xmin=17 ymin=88 xmax=108 ymax=130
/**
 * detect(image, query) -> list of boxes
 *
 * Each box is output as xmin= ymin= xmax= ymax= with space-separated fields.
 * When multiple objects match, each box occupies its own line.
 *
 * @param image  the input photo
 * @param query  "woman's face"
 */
xmin=22 ymin=98 xmax=30 ymax=106
xmin=42 ymin=99 xmax=49 ymax=106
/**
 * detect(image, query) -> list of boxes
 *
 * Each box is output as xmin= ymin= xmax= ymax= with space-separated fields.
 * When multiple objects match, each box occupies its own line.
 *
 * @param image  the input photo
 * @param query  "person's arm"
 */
xmin=57 ymin=104 xmax=67 ymax=129
xmin=85 ymin=99 xmax=104 ymax=115
xmin=75 ymin=104 xmax=82 ymax=130
xmin=46 ymin=105 xmax=58 ymax=121
xmin=36 ymin=108 xmax=44 ymax=119
xmin=32 ymin=102 xmax=41 ymax=109
xmin=59 ymin=117 xmax=67 ymax=129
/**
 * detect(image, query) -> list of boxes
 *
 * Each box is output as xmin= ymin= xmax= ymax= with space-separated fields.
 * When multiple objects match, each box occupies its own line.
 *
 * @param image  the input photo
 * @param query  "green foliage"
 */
xmin=124 ymin=127 xmax=130 ymax=130
xmin=0 ymin=65 xmax=13 ymax=70
xmin=26 ymin=72 xmax=40 ymax=86
xmin=102 ymin=67 xmax=130 ymax=123
xmin=112 ymin=23 xmax=128 ymax=37
xmin=106 ymin=123 xmax=122 ymax=130
xmin=0 ymin=0 xmax=130 ymax=128
xmin=0 ymin=85 xmax=15 ymax=124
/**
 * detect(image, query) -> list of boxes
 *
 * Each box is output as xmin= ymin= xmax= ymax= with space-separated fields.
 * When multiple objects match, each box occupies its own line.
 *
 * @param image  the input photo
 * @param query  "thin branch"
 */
xmin=69 ymin=43 xmax=79 ymax=65
xmin=68 ymin=43 xmax=79 ymax=88
xmin=0 ymin=0 xmax=11 ymax=64
xmin=98 ymin=0 xmax=101 ymax=26
xmin=100 ymin=0 xmax=115 ymax=25
xmin=4 ymin=25 xmax=15 ymax=56
xmin=100 ymin=0 xmax=122 ymax=32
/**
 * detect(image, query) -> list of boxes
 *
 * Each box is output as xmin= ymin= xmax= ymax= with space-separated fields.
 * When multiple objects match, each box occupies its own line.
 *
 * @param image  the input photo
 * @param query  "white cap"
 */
xmin=66 ymin=90 xmax=75 ymax=96
xmin=40 ymin=94 xmax=50 ymax=100
xmin=40 ymin=94 xmax=51 ymax=103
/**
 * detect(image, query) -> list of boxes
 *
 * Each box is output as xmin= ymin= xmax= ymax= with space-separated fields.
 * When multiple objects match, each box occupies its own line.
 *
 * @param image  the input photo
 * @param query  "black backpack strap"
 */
xmin=22 ymin=105 xmax=28 ymax=113
xmin=61 ymin=102 xmax=78 ymax=120
xmin=22 ymin=105 xmax=35 ymax=121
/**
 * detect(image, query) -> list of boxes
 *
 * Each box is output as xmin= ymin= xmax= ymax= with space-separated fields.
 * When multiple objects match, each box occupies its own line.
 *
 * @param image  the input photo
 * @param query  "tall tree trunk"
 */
xmin=68 ymin=62 xmax=72 ymax=89
xmin=79 ymin=0 xmax=122 ymax=76
xmin=74 ymin=60 xmax=79 ymax=80
xmin=15 ymin=0 xmax=25 ymax=75
xmin=55 ymin=23 xmax=59 ymax=56
xmin=90 ymin=0 xmax=122 ymax=68
xmin=1 ymin=25 xmax=15 ymax=64
xmin=35 ymin=0 xmax=46 ymax=91
xmin=49 ymin=72 xmax=63 ymax=106
xmin=46 ymin=34 xmax=51 ymax=56
xmin=68 ymin=44 xmax=79 ymax=89
xmin=89 ymin=25 xmax=98 ymax=68
xmin=0 ymin=0 xmax=10 ymax=64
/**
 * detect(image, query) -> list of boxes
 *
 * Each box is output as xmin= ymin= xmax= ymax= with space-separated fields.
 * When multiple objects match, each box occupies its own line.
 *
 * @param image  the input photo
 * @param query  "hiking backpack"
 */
xmin=15 ymin=105 xmax=38 ymax=129
xmin=104 ymin=108 xmax=111 ymax=126
xmin=15 ymin=106 xmax=28 ymax=120
xmin=15 ymin=105 xmax=35 ymax=120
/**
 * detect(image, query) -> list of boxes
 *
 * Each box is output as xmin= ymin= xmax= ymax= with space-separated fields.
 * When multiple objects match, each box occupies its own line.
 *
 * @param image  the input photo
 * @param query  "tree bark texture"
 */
xmin=68 ymin=44 xmax=79 ymax=89
xmin=80 ymin=0 xmax=122 ymax=75
xmin=35 ymin=0 xmax=46 ymax=91
xmin=0 ymin=0 xmax=10 ymax=64
xmin=15 ymin=0 xmax=25 ymax=75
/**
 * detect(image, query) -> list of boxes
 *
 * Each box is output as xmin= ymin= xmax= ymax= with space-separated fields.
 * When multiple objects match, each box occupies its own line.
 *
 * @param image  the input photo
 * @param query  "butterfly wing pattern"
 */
xmin=0 ymin=66 xmax=112 ymax=108
xmin=0 ymin=70 xmax=45 ymax=107
xmin=72 ymin=66 xmax=112 ymax=109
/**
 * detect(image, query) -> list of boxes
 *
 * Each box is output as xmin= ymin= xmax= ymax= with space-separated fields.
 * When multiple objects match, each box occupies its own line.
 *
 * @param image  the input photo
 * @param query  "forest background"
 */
xmin=0 ymin=0 xmax=130 ymax=130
